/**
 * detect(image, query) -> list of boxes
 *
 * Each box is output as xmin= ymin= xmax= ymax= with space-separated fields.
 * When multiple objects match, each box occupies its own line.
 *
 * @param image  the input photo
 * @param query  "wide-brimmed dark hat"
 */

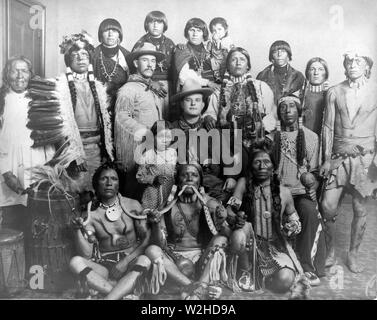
xmin=171 ymin=78 xmax=214 ymax=103
xmin=126 ymin=42 xmax=165 ymax=66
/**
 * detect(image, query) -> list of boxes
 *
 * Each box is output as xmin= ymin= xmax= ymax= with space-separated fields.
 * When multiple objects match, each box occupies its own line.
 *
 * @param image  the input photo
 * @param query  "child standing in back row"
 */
xmin=207 ymin=17 xmax=235 ymax=82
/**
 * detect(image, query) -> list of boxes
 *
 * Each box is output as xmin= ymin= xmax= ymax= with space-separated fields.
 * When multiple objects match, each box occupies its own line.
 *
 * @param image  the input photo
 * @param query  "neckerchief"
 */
xmin=127 ymin=74 xmax=164 ymax=97
xmin=178 ymin=116 xmax=204 ymax=131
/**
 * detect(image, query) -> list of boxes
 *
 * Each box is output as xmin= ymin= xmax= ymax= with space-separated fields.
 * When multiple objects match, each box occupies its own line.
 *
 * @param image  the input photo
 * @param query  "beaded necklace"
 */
xmin=99 ymin=50 xmax=119 ymax=82
xmin=100 ymin=197 xmax=122 ymax=222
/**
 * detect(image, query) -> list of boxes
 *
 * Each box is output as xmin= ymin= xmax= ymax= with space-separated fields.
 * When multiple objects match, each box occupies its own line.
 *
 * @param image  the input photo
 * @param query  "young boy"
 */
xmin=132 ymin=11 xmax=175 ymax=119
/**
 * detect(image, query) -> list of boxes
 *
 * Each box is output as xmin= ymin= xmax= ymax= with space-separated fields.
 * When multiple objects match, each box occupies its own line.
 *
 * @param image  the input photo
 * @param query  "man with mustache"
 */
xmin=320 ymin=46 xmax=377 ymax=273
xmin=144 ymin=163 xmax=229 ymax=299
xmin=114 ymin=43 xmax=166 ymax=200
xmin=0 ymin=57 xmax=54 ymax=231
xmin=257 ymin=40 xmax=305 ymax=105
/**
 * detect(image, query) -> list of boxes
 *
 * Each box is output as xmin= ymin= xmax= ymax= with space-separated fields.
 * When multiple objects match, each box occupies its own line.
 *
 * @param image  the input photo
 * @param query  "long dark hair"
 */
xmin=92 ymin=161 xmax=123 ymax=196
xmin=246 ymin=141 xmax=284 ymax=243
xmin=66 ymin=63 xmax=108 ymax=159
xmin=273 ymin=96 xmax=306 ymax=167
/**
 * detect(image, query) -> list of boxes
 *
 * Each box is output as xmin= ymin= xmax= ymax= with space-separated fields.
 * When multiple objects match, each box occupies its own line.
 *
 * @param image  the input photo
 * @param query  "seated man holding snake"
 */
xmin=144 ymin=163 xmax=229 ymax=299
xmin=69 ymin=162 xmax=152 ymax=300
xmin=226 ymin=141 xmax=307 ymax=296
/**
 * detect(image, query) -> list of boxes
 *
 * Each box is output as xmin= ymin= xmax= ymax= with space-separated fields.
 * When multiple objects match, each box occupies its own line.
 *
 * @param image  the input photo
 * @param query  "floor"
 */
xmin=3 ymin=195 xmax=377 ymax=300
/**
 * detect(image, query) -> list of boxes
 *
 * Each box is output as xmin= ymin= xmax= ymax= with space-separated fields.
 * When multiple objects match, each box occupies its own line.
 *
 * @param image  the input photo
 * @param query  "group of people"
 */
xmin=0 ymin=11 xmax=376 ymax=300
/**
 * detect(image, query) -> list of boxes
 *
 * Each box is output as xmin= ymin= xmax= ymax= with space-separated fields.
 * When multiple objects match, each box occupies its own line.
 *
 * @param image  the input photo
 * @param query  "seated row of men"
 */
xmin=69 ymin=151 xmax=305 ymax=300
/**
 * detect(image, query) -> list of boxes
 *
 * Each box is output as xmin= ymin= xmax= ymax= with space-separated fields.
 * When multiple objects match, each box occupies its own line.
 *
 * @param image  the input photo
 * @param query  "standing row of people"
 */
xmin=0 ymin=11 xmax=375 ymax=300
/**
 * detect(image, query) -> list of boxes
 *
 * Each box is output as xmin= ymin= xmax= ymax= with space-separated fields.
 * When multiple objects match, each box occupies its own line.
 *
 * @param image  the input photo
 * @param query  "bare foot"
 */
xmin=346 ymin=252 xmax=364 ymax=273
xmin=325 ymin=249 xmax=337 ymax=267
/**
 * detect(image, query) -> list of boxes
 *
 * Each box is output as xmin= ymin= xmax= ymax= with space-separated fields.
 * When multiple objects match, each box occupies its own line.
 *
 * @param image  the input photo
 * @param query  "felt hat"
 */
xmin=171 ymin=78 xmax=214 ymax=103
xmin=126 ymin=42 xmax=165 ymax=66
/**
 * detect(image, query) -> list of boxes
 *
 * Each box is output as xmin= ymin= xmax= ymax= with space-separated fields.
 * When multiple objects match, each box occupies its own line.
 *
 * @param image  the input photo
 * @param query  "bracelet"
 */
xmin=227 ymin=196 xmax=242 ymax=211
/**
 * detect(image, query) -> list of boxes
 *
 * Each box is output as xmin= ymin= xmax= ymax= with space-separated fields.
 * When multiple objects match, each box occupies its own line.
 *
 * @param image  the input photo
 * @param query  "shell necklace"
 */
xmin=100 ymin=197 xmax=122 ymax=222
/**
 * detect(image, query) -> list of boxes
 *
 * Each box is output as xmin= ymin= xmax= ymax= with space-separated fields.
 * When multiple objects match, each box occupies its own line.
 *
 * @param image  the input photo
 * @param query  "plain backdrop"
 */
xmin=6 ymin=0 xmax=377 ymax=85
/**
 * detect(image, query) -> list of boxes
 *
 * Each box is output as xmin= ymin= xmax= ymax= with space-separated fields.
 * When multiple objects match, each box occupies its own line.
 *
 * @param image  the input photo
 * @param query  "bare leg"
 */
xmin=69 ymin=256 xmax=114 ymax=294
xmin=320 ymin=187 xmax=343 ymax=267
xmin=104 ymin=255 xmax=151 ymax=300
xmin=229 ymin=223 xmax=252 ymax=278
xmin=144 ymin=245 xmax=192 ymax=287
xmin=346 ymin=193 xmax=367 ymax=273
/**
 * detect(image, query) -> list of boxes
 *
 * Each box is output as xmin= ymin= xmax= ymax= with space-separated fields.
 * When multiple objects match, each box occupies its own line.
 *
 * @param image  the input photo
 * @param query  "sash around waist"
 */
xmin=333 ymin=135 xmax=375 ymax=154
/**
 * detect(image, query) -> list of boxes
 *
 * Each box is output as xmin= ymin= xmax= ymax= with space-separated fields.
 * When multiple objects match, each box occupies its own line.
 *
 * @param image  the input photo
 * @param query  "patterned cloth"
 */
xmin=255 ymin=238 xmax=295 ymax=279
xmin=268 ymin=128 xmax=319 ymax=196
xmin=137 ymin=148 xmax=177 ymax=210
xmin=205 ymin=74 xmax=277 ymax=134
xmin=174 ymin=42 xmax=214 ymax=88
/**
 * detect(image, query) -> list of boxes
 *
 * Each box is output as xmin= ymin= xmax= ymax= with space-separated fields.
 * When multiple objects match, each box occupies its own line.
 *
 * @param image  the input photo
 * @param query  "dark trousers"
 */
xmin=294 ymin=195 xmax=326 ymax=277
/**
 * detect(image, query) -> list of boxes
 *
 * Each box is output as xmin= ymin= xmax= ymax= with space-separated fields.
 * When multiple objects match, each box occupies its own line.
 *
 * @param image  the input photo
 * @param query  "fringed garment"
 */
xmin=55 ymin=74 xmax=114 ymax=190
